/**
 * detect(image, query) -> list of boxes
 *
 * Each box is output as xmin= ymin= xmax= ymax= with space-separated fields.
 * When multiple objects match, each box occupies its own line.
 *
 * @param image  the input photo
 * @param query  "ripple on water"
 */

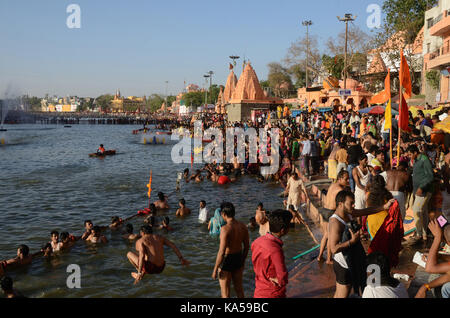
xmin=0 ymin=125 xmax=318 ymax=298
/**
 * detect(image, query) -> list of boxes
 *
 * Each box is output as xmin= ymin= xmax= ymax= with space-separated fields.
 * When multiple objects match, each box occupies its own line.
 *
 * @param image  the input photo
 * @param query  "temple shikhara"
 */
xmin=221 ymin=63 xmax=283 ymax=122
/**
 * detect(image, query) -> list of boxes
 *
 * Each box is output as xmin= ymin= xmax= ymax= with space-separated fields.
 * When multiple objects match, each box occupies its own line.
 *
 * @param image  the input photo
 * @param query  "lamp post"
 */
xmin=337 ymin=14 xmax=356 ymax=90
xmin=203 ymin=74 xmax=210 ymax=108
xmin=165 ymin=81 xmax=169 ymax=114
xmin=229 ymin=56 xmax=240 ymax=68
xmin=302 ymin=20 xmax=313 ymax=89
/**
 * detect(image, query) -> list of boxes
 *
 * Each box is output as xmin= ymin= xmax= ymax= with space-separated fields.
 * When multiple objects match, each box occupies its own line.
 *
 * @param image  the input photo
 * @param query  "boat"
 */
xmin=89 ymin=150 xmax=117 ymax=158
xmin=141 ymin=131 xmax=175 ymax=145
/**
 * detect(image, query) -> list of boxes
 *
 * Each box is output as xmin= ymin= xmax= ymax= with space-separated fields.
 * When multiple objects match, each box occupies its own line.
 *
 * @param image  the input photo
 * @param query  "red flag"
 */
xmin=398 ymin=93 xmax=410 ymax=132
xmin=399 ymin=49 xmax=412 ymax=99
xmin=370 ymin=69 xmax=391 ymax=104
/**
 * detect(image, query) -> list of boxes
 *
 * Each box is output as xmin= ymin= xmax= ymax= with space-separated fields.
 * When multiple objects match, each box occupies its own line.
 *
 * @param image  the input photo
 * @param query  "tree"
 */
xmin=326 ymin=25 xmax=372 ymax=80
xmin=284 ymin=34 xmax=322 ymax=85
xmin=96 ymin=94 xmax=114 ymax=112
xmin=322 ymin=55 xmax=345 ymax=80
xmin=371 ymin=0 xmax=434 ymax=94
xmin=382 ymin=0 xmax=437 ymax=44
xmin=146 ymin=94 xmax=165 ymax=112
xmin=287 ymin=64 xmax=306 ymax=89
xmin=182 ymin=91 xmax=204 ymax=109
xmin=21 ymin=95 xmax=41 ymax=111
xmin=267 ymin=62 xmax=293 ymax=98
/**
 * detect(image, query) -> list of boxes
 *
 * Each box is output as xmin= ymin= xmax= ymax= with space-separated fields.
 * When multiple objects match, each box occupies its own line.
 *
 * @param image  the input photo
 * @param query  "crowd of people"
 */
xmin=1 ymin=106 xmax=450 ymax=299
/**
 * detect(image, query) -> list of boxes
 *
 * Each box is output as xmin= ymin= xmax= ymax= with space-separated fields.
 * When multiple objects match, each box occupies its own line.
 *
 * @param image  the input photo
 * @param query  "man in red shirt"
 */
xmin=251 ymin=209 xmax=293 ymax=298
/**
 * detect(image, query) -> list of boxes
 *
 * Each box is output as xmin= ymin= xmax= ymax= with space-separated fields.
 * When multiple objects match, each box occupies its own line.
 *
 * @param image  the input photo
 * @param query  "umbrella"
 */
xmin=358 ymin=106 xmax=399 ymax=115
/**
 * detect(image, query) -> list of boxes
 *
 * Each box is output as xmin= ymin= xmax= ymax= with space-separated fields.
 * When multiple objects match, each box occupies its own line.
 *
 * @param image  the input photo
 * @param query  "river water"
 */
xmin=0 ymin=124 xmax=316 ymax=298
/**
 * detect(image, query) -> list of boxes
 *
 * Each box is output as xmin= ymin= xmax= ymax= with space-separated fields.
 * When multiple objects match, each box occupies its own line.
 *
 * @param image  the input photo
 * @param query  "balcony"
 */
xmin=429 ymin=10 xmax=450 ymax=37
xmin=428 ymin=43 xmax=450 ymax=70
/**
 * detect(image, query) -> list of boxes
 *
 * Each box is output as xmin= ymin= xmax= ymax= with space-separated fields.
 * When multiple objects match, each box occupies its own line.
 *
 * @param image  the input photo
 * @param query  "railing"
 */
xmin=429 ymin=48 xmax=441 ymax=60
xmin=429 ymin=13 xmax=443 ymax=28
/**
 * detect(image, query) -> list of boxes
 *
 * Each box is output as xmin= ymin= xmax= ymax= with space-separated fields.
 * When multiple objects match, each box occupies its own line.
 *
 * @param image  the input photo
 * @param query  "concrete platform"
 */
xmin=286 ymin=171 xmax=433 ymax=298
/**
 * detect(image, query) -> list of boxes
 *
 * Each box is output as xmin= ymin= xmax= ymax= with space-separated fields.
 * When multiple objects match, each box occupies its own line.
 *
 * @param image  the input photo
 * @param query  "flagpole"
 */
xmin=397 ymin=82 xmax=402 ymax=168
xmin=390 ymin=105 xmax=393 ymax=168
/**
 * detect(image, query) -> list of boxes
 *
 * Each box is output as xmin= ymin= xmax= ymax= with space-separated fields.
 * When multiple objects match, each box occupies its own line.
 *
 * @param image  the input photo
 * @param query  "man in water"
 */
xmin=50 ymin=231 xmax=63 ymax=252
xmin=198 ymin=200 xmax=209 ymax=224
xmin=255 ymin=203 xmax=269 ymax=237
xmin=122 ymin=224 xmax=140 ymax=241
xmin=384 ymin=161 xmax=411 ymax=219
xmin=176 ymin=198 xmax=191 ymax=217
xmin=0 ymin=245 xmax=33 ymax=272
xmin=109 ymin=216 xmax=124 ymax=230
xmin=127 ymin=225 xmax=189 ymax=284
xmin=86 ymin=226 xmax=108 ymax=244
xmin=154 ymin=192 xmax=170 ymax=210
xmin=81 ymin=220 xmax=108 ymax=240
xmin=212 ymin=202 xmax=250 ymax=298
xmin=1 ymin=276 xmax=25 ymax=298
xmin=97 ymin=144 xmax=105 ymax=155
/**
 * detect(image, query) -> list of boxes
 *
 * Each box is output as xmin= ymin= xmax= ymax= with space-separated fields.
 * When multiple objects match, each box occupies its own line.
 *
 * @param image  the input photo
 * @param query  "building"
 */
xmin=111 ymin=89 xmax=146 ymax=113
xmin=423 ymin=0 xmax=450 ymax=105
xmin=226 ymin=63 xmax=283 ymax=122
xmin=297 ymin=78 xmax=373 ymax=111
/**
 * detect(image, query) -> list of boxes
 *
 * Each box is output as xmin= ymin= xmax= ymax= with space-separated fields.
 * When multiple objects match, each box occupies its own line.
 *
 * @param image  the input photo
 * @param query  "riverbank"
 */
xmin=286 ymin=170 xmax=434 ymax=298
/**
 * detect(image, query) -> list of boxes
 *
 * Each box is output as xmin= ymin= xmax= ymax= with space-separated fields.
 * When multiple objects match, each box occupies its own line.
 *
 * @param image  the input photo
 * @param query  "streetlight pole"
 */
xmin=165 ymin=81 xmax=169 ymax=112
xmin=229 ymin=56 xmax=240 ymax=68
xmin=337 ymin=14 xmax=356 ymax=90
xmin=208 ymin=71 xmax=214 ymax=104
xmin=203 ymin=74 xmax=210 ymax=108
xmin=302 ymin=20 xmax=313 ymax=89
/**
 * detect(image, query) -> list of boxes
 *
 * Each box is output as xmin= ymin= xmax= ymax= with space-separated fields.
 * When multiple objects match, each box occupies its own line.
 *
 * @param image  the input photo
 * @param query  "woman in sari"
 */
xmin=208 ymin=208 xmax=226 ymax=236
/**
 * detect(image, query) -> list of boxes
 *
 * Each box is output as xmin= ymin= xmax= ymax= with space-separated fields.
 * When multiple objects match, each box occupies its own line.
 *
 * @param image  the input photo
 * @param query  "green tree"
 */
xmin=147 ymin=94 xmax=165 ymax=112
xmin=22 ymin=95 xmax=42 ymax=111
xmin=382 ymin=0 xmax=437 ymax=43
xmin=322 ymin=55 xmax=344 ymax=80
xmin=96 ymin=94 xmax=114 ymax=112
xmin=182 ymin=91 xmax=204 ymax=109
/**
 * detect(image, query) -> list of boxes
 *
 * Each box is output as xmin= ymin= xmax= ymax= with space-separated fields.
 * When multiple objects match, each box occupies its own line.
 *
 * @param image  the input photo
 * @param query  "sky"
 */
xmin=0 ymin=0 xmax=385 ymax=98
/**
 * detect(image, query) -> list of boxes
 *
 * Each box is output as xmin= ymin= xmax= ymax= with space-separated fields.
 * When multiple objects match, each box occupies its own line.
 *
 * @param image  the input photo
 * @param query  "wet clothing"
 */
xmin=209 ymin=209 xmax=226 ymax=236
xmin=220 ymin=252 xmax=244 ymax=272
xmin=252 ymin=233 xmax=288 ymax=298
xmin=142 ymin=261 xmax=166 ymax=275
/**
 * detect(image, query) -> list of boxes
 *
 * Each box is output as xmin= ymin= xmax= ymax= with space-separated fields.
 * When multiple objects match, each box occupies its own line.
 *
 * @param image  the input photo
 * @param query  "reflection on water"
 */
xmin=0 ymin=124 xmax=316 ymax=298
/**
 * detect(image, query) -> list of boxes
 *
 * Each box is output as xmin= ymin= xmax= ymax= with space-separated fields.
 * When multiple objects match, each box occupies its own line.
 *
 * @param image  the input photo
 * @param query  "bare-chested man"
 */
xmin=127 ymin=225 xmax=189 ymax=284
xmin=212 ymin=202 xmax=250 ymax=298
xmin=384 ymin=161 xmax=411 ymax=219
xmin=0 ymin=245 xmax=33 ymax=273
xmin=86 ymin=226 xmax=108 ymax=244
xmin=154 ymin=192 xmax=170 ymax=210
xmin=318 ymin=170 xmax=350 ymax=264
xmin=176 ymin=198 xmax=191 ymax=217
xmin=255 ymin=203 xmax=269 ymax=237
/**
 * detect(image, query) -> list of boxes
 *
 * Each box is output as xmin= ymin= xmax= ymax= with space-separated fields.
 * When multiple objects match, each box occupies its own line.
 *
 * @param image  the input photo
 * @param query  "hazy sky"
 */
xmin=0 ymin=0 xmax=384 ymax=98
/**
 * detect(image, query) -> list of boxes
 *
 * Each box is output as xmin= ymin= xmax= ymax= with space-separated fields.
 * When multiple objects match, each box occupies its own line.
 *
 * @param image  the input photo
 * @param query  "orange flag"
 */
xmin=399 ymin=49 xmax=412 ymax=99
xmin=370 ymin=69 xmax=391 ymax=104
xmin=398 ymin=93 xmax=411 ymax=132
xmin=147 ymin=171 xmax=153 ymax=199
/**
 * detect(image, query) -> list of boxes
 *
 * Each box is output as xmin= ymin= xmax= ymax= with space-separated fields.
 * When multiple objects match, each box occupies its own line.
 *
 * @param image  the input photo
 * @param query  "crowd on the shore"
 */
xmin=1 ymin=107 xmax=450 ymax=299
